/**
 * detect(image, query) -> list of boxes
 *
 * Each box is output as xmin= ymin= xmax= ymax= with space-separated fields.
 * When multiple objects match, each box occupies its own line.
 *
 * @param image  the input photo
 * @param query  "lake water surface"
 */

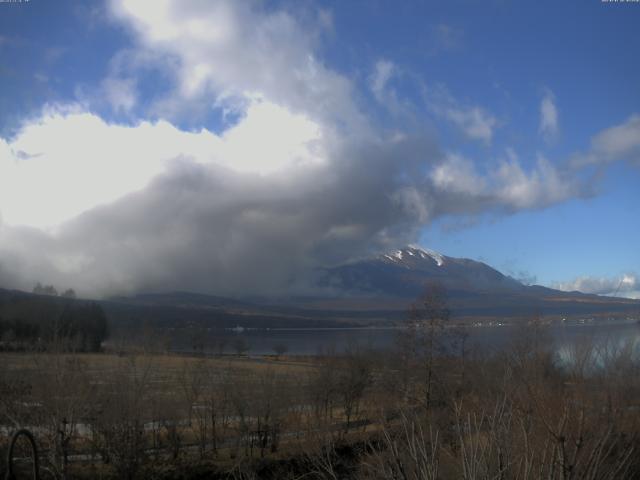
xmin=172 ymin=320 xmax=640 ymax=357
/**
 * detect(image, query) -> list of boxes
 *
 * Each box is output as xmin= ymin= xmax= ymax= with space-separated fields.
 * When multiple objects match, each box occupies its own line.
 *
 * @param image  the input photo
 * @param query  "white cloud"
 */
xmin=430 ymin=153 xmax=486 ymax=196
xmin=431 ymin=24 xmax=463 ymax=52
xmin=494 ymin=155 xmax=572 ymax=210
xmin=591 ymin=114 xmax=640 ymax=165
xmin=443 ymin=106 xmax=497 ymax=144
xmin=317 ymin=9 xmax=334 ymax=32
xmin=370 ymin=59 xmax=396 ymax=103
xmin=570 ymin=115 xmax=640 ymax=168
xmin=555 ymin=273 xmax=639 ymax=299
xmin=107 ymin=0 xmax=364 ymax=132
xmin=0 ymin=128 xmax=442 ymax=296
xmin=424 ymin=86 xmax=498 ymax=144
xmin=368 ymin=59 xmax=419 ymax=120
xmin=0 ymin=0 xmax=395 ymax=296
xmin=539 ymin=89 xmax=558 ymax=139
xmin=429 ymin=151 xmax=583 ymax=214
xmin=102 ymin=77 xmax=137 ymax=112
xmin=0 ymin=98 xmax=324 ymax=228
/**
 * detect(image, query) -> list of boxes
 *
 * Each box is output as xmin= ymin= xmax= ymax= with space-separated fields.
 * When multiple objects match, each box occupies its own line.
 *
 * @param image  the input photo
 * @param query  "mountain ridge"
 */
xmin=320 ymin=245 xmax=535 ymax=298
xmin=102 ymin=245 xmax=640 ymax=326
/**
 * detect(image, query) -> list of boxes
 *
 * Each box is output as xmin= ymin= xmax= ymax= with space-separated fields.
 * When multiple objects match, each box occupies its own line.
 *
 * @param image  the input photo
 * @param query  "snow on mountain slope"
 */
xmin=382 ymin=245 xmax=445 ymax=266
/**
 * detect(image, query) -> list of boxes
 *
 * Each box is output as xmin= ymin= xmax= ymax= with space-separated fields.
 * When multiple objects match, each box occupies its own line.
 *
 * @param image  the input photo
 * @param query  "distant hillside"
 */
xmin=100 ymin=292 xmax=356 ymax=330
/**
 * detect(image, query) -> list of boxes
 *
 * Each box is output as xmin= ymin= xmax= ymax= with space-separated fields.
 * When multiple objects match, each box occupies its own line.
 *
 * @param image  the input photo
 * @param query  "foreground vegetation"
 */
xmin=2 ymin=316 xmax=640 ymax=479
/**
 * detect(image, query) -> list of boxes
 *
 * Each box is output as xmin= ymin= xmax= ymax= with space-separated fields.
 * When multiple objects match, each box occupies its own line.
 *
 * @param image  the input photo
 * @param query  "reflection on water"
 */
xmin=170 ymin=320 xmax=640 ymax=357
xmin=555 ymin=323 xmax=640 ymax=368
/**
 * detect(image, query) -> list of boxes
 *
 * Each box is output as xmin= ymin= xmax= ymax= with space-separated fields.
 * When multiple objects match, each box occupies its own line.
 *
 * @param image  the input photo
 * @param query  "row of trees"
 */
xmin=0 ymin=293 xmax=109 ymax=352
xmin=33 ymin=283 xmax=77 ymax=299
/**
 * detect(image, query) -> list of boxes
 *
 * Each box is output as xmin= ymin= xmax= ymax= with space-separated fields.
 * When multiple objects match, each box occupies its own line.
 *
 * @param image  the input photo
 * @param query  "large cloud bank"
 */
xmin=0 ymin=0 xmax=636 ymax=297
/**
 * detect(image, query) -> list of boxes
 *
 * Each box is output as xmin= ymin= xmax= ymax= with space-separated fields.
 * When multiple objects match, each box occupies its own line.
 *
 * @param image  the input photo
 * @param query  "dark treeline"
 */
xmin=102 ymin=301 xmax=361 ymax=331
xmin=0 ymin=290 xmax=108 ymax=352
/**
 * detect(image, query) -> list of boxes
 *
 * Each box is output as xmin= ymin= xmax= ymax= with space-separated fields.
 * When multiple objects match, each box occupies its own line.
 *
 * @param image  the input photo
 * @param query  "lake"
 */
xmin=169 ymin=319 xmax=640 ymax=357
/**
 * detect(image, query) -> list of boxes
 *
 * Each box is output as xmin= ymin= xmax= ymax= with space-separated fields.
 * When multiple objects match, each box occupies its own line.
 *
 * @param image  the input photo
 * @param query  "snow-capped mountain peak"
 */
xmin=413 ymin=246 xmax=445 ymax=266
xmin=382 ymin=246 xmax=445 ymax=267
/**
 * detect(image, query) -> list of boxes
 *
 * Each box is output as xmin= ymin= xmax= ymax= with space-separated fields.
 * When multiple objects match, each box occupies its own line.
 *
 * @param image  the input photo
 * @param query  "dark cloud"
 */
xmin=1 ymin=134 xmax=445 ymax=297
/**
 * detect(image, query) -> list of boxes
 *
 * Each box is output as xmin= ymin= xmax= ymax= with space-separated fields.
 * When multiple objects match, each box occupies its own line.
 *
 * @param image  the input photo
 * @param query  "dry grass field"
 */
xmin=3 ymin=322 xmax=640 ymax=479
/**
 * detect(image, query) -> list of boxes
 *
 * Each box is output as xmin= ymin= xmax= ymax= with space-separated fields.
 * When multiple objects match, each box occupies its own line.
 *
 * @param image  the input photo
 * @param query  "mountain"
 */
xmin=319 ymin=245 xmax=524 ymax=298
xmin=309 ymin=246 xmax=640 ymax=321
xmin=104 ymin=246 xmax=640 ymax=327
xmin=3 ymin=247 xmax=639 ymax=331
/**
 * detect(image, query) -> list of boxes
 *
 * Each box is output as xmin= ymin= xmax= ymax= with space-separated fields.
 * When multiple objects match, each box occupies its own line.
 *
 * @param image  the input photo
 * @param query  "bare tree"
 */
xmin=402 ymin=282 xmax=450 ymax=409
xmin=360 ymin=411 xmax=440 ymax=480
xmin=178 ymin=358 xmax=210 ymax=459
xmin=90 ymin=355 xmax=153 ymax=480
xmin=61 ymin=289 xmax=77 ymax=299
xmin=337 ymin=348 xmax=372 ymax=434
xmin=233 ymin=337 xmax=250 ymax=357
xmin=273 ymin=343 xmax=288 ymax=359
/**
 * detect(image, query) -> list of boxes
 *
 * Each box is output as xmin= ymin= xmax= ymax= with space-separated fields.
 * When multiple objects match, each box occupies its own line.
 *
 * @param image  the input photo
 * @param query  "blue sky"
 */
xmin=0 ymin=0 xmax=639 ymax=298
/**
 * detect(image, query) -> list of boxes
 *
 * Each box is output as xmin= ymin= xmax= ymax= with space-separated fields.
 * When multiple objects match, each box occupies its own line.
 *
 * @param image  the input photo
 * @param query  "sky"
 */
xmin=0 ymin=0 xmax=639 ymax=299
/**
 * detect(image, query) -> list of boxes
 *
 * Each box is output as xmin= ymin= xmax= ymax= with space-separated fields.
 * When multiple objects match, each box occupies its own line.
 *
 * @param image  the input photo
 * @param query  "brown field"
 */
xmin=3 ymin=320 xmax=640 ymax=479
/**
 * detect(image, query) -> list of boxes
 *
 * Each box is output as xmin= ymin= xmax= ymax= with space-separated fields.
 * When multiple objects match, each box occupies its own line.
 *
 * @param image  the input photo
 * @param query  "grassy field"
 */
xmin=1 ymin=349 xmax=368 ymax=478
xmin=4 ymin=325 xmax=640 ymax=479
